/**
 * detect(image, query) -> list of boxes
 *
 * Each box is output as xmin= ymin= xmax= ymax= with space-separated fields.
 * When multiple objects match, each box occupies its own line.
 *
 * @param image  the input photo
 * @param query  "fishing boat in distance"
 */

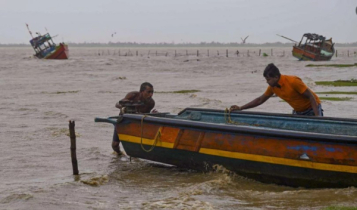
xmin=26 ymin=24 xmax=69 ymax=59
xmin=95 ymin=108 xmax=357 ymax=188
xmin=277 ymin=33 xmax=335 ymax=61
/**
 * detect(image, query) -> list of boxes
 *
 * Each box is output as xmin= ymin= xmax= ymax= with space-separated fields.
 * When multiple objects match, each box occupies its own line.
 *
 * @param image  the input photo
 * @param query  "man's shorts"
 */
xmin=292 ymin=104 xmax=323 ymax=116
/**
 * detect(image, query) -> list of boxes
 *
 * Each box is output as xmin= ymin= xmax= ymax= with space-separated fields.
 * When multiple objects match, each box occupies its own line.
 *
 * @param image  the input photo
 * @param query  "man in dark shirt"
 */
xmin=112 ymin=82 xmax=157 ymax=154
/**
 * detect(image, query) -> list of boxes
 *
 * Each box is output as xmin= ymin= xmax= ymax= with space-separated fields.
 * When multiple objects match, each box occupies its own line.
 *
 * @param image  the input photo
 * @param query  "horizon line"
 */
xmin=2 ymin=41 xmax=357 ymax=45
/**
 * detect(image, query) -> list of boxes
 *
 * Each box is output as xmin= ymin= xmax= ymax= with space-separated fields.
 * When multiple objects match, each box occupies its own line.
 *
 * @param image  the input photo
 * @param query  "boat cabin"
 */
xmin=296 ymin=33 xmax=333 ymax=56
xmin=29 ymin=33 xmax=57 ymax=58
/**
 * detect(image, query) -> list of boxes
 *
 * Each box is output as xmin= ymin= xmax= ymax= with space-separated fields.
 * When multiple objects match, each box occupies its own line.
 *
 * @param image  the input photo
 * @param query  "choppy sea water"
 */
xmin=1 ymin=47 xmax=357 ymax=210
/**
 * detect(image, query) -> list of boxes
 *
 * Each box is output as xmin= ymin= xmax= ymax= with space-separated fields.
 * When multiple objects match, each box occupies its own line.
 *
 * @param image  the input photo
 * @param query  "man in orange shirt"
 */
xmin=230 ymin=63 xmax=323 ymax=116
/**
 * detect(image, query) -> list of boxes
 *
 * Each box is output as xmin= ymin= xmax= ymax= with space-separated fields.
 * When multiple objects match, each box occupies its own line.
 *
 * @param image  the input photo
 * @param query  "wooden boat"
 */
xmin=26 ymin=24 xmax=69 ymax=59
xmin=292 ymin=33 xmax=335 ymax=61
xmin=95 ymin=108 xmax=357 ymax=188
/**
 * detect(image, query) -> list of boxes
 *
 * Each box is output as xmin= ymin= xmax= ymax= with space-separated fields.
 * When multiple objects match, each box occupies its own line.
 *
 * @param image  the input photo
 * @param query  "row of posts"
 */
xmin=335 ymin=50 xmax=355 ymax=57
xmin=96 ymin=49 xmax=356 ymax=57
xmin=95 ymin=49 xmax=282 ymax=57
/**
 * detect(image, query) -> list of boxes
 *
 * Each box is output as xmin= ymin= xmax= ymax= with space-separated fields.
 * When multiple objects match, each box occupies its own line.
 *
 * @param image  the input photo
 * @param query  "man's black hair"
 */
xmin=263 ymin=63 xmax=281 ymax=78
xmin=140 ymin=82 xmax=153 ymax=92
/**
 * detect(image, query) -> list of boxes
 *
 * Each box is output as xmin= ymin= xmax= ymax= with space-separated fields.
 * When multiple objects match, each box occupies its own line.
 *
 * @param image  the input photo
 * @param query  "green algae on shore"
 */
xmin=41 ymin=90 xmax=80 ymax=94
xmin=315 ymin=80 xmax=357 ymax=86
xmin=306 ymin=63 xmax=357 ymax=68
xmin=156 ymin=90 xmax=201 ymax=94
xmin=318 ymin=97 xmax=352 ymax=101
xmin=316 ymin=91 xmax=357 ymax=95
xmin=323 ymin=206 xmax=357 ymax=210
xmin=280 ymin=97 xmax=352 ymax=102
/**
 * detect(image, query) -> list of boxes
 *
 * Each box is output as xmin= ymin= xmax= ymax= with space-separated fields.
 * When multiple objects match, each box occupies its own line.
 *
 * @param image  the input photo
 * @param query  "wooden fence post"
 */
xmin=197 ymin=50 xmax=199 ymax=57
xmin=226 ymin=49 xmax=228 ymax=57
xmin=336 ymin=50 xmax=337 ymax=57
xmin=69 ymin=121 xmax=79 ymax=175
xmin=259 ymin=49 xmax=261 ymax=56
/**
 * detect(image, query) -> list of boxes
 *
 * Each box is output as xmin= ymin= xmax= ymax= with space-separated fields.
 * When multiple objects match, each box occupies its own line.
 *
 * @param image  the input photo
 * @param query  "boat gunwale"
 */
xmin=121 ymin=113 xmax=357 ymax=144
xmin=179 ymin=108 xmax=357 ymax=123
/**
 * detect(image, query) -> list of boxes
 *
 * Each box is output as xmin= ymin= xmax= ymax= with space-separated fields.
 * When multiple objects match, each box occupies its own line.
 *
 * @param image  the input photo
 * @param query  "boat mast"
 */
xmin=276 ymin=34 xmax=298 ymax=43
xmin=25 ymin=23 xmax=34 ymax=39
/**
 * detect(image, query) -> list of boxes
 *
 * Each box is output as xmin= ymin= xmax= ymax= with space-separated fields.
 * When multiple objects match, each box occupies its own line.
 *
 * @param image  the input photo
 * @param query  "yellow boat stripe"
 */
xmin=199 ymin=148 xmax=357 ymax=173
xmin=119 ymin=134 xmax=175 ymax=148
xmin=117 ymin=134 xmax=357 ymax=173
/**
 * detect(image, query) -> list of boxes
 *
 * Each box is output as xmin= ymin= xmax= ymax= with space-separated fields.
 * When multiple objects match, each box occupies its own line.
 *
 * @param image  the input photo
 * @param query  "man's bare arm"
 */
xmin=115 ymin=92 xmax=138 ymax=109
xmin=230 ymin=94 xmax=272 ymax=111
xmin=302 ymin=89 xmax=320 ymax=116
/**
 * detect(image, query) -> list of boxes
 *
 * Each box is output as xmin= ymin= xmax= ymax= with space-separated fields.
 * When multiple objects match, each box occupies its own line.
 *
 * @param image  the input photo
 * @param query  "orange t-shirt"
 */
xmin=263 ymin=75 xmax=321 ymax=112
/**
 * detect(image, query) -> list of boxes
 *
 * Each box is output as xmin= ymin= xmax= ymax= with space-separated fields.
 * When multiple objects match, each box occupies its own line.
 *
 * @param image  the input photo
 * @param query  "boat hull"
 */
xmin=292 ymin=46 xmax=333 ymax=61
xmin=122 ymin=140 xmax=357 ymax=188
xmin=108 ymin=110 xmax=357 ymax=188
xmin=45 ymin=43 xmax=69 ymax=59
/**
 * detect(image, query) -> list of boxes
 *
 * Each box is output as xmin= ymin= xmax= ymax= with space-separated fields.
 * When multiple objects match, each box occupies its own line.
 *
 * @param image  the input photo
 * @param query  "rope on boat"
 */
xmin=224 ymin=108 xmax=252 ymax=126
xmin=224 ymin=108 xmax=268 ymax=128
xmin=140 ymin=115 xmax=161 ymax=152
xmin=224 ymin=108 xmax=244 ymax=125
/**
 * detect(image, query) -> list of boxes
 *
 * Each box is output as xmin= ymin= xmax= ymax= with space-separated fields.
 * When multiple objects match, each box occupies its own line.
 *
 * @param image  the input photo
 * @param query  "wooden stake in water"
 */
xmin=69 ymin=121 xmax=79 ymax=175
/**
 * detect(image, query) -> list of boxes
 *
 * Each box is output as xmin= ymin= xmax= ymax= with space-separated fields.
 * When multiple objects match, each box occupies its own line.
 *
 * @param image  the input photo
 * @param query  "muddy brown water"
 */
xmin=1 ymin=47 xmax=357 ymax=209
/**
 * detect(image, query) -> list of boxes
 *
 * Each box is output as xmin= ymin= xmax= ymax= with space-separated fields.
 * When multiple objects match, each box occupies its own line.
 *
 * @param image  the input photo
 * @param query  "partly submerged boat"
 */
xmin=278 ymin=33 xmax=335 ymax=61
xmin=26 ymin=24 xmax=69 ymax=59
xmin=293 ymin=33 xmax=335 ymax=61
xmin=95 ymin=108 xmax=357 ymax=188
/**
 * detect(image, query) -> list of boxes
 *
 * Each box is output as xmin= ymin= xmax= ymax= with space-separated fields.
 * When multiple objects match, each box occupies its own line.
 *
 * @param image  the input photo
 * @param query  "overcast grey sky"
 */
xmin=1 ymin=0 xmax=356 ymax=44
